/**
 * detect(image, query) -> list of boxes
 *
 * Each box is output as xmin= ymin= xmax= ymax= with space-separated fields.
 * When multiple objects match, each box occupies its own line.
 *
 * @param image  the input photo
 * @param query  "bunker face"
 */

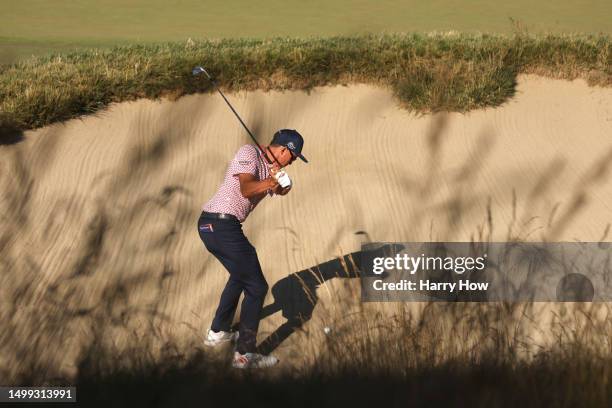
xmin=0 ymin=75 xmax=611 ymax=380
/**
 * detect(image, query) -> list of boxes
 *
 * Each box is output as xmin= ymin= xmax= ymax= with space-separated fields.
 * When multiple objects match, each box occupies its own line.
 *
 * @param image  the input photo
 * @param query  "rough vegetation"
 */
xmin=0 ymin=33 xmax=609 ymax=132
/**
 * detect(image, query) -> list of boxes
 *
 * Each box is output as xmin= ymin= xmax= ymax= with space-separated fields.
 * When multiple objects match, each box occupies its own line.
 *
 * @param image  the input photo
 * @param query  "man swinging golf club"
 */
xmin=197 ymin=129 xmax=308 ymax=369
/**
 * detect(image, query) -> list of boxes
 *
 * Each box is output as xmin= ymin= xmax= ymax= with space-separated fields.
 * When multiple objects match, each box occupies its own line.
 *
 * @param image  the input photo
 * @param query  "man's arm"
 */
xmin=237 ymin=173 xmax=278 ymax=199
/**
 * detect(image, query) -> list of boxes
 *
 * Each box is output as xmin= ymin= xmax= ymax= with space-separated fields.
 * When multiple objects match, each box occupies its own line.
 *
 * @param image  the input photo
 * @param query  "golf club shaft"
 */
xmin=196 ymin=67 xmax=281 ymax=168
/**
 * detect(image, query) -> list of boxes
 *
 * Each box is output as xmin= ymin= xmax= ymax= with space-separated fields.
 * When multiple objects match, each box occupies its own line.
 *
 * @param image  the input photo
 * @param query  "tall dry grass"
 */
xmin=0 ymin=109 xmax=611 ymax=406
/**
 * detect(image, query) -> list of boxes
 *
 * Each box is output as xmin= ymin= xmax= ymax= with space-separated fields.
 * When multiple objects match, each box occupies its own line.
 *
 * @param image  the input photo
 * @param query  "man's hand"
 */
xmin=272 ymin=183 xmax=292 ymax=196
xmin=268 ymin=166 xmax=291 ymax=195
xmin=273 ymin=171 xmax=291 ymax=188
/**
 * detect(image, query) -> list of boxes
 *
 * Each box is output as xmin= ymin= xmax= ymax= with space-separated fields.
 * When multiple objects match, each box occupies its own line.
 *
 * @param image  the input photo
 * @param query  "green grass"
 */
xmin=2 ymin=0 xmax=612 ymax=66
xmin=0 ymin=33 xmax=609 ymax=133
xmin=0 ymin=36 xmax=140 ymax=68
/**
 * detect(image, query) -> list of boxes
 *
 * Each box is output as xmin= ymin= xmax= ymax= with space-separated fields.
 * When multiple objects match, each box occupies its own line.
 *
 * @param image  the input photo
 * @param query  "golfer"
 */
xmin=197 ymin=129 xmax=308 ymax=369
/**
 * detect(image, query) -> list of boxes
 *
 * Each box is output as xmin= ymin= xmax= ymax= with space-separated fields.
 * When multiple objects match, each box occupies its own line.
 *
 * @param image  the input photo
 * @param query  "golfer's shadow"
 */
xmin=244 ymin=244 xmax=402 ymax=355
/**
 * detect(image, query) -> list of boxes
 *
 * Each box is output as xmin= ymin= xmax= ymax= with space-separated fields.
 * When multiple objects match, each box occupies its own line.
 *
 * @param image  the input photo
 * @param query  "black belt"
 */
xmin=201 ymin=211 xmax=239 ymax=221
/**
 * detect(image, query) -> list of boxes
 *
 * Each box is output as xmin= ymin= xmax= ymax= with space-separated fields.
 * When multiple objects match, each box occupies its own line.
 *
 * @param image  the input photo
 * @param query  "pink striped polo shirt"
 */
xmin=202 ymin=144 xmax=273 ymax=222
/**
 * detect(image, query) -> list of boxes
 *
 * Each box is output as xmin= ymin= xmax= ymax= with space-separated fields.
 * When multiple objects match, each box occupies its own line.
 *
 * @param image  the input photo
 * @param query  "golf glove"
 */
xmin=274 ymin=171 xmax=292 ymax=188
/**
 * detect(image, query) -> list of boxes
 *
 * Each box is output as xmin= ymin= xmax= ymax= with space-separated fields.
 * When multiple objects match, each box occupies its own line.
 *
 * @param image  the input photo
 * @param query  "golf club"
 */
xmin=192 ymin=65 xmax=282 ymax=168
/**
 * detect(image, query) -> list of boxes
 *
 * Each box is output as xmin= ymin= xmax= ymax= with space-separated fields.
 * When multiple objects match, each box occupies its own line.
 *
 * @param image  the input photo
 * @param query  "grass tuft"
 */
xmin=0 ymin=33 xmax=609 ymax=131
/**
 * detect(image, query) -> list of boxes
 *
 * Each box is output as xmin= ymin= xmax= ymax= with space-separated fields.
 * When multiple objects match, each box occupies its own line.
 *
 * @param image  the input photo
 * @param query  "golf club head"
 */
xmin=192 ymin=66 xmax=206 ymax=77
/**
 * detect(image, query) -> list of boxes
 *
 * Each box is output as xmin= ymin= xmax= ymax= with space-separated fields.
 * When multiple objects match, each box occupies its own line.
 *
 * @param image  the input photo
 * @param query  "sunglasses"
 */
xmin=285 ymin=147 xmax=298 ymax=161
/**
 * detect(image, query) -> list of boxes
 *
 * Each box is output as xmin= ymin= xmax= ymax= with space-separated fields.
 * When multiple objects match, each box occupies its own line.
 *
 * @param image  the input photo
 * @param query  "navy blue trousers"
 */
xmin=197 ymin=212 xmax=268 ymax=354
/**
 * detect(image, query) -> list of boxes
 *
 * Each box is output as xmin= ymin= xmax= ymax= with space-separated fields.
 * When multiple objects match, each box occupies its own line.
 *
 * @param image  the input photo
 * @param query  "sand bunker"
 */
xmin=1 ymin=75 xmax=611 ymax=380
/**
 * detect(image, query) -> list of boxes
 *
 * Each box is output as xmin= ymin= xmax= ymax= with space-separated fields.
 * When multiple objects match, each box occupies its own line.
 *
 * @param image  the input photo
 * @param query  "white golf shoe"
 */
xmin=204 ymin=329 xmax=239 ymax=346
xmin=232 ymin=351 xmax=279 ymax=369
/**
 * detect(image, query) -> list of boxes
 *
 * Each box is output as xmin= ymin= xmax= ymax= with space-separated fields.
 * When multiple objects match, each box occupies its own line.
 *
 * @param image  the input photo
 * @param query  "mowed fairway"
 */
xmin=1 ymin=0 xmax=611 ymax=65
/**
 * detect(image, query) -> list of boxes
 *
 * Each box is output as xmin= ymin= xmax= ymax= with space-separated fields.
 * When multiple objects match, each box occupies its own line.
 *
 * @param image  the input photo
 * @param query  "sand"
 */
xmin=1 ymin=75 xmax=611 ymax=379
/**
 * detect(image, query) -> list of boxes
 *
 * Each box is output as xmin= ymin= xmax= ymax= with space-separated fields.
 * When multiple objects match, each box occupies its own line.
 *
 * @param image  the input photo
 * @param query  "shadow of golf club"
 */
xmin=232 ymin=243 xmax=404 ymax=355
